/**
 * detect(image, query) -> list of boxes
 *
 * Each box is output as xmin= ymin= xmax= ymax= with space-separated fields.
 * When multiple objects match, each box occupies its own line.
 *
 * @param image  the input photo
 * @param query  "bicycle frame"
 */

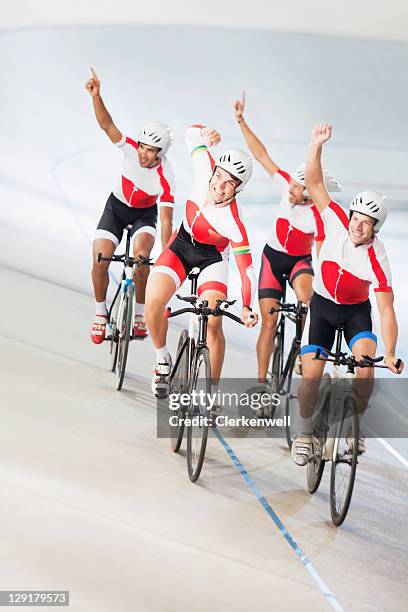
xmin=107 ymin=227 xmax=135 ymax=338
xmin=270 ymin=275 xmax=305 ymax=395
xmin=169 ymin=268 xmax=207 ymax=384
xmin=315 ymin=327 xmax=357 ymax=461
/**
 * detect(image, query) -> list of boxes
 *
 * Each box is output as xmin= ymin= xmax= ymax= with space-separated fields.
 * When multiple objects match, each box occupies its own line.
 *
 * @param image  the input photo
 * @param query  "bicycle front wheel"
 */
xmin=330 ymin=395 xmax=359 ymax=526
xmin=186 ymin=347 xmax=211 ymax=482
xmin=115 ymin=287 xmax=133 ymax=391
xmin=170 ymin=330 xmax=193 ymax=453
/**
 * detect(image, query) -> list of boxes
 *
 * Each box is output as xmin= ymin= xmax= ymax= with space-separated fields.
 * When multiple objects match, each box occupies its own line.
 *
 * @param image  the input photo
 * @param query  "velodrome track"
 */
xmin=0 ymin=23 xmax=407 ymax=612
xmin=0 ymin=265 xmax=407 ymax=611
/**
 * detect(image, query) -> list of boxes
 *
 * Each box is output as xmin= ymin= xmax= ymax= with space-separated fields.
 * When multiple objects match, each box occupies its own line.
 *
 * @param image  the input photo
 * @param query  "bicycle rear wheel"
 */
xmin=283 ymin=343 xmax=300 ymax=450
xmin=115 ymin=287 xmax=133 ymax=391
xmin=330 ymin=395 xmax=359 ymax=526
xmin=186 ymin=347 xmax=211 ymax=482
xmin=169 ymin=330 xmax=193 ymax=453
xmin=270 ymin=333 xmax=281 ymax=396
xmin=307 ymin=378 xmax=330 ymax=493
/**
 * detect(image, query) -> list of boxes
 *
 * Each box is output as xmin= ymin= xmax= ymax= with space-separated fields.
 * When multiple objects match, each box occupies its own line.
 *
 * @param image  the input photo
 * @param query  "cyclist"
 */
xmin=145 ymin=124 xmax=258 ymax=398
xmin=85 ymin=68 xmax=175 ymax=344
xmin=292 ymin=123 xmax=404 ymax=466
xmin=234 ymin=93 xmax=340 ymax=383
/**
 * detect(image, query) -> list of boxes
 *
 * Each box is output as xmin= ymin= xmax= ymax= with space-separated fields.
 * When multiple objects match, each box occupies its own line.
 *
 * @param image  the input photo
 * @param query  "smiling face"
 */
xmin=209 ymin=167 xmax=241 ymax=204
xmin=289 ymin=179 xmax=307 ymax=205
xmin=137 ymin=142 xmax=160 ymax=167
xmin=348 ymin=211 xmax=375 ymax=245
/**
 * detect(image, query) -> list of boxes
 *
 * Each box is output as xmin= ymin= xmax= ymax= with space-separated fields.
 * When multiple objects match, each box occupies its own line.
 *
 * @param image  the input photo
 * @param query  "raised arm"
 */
xmin=185 ymin=125 xmax=220 ymax=198
xmin=85 ymin=68 xmax=122 ymax=144
xmin=233 ymin=92 xmax=278 ymax=177
xmin=375 ymin=291 xmax=404 ymax=374
xmin=305 ymin=124 xmax=332 ymax=213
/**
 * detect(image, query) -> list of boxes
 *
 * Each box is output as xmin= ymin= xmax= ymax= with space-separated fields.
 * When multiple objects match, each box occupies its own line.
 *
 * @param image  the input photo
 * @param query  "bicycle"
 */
xmin=165 ymin=267 xmax=246 ymax=482
xmin=304 ymin=325 xmax=399 ymax=526
xmin=266 ymin=274 xmax=307 ymax=449
xmin=97 ymin=225 xmax=152 ymax=391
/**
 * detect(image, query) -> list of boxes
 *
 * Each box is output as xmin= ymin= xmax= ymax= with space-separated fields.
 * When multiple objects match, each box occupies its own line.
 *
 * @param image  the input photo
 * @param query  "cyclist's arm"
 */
xmin=185 ymin=125 xmax=216 ymax=181
xmin=92 ymin=93 xmax=122 ymax=144
xmin=305 ymin=143 xmax=331 ymax=213
xmin=305 ymin=124 xmax=333 ymax=213
xmin=160 ymin=206 xmax=173 ymax=249
xmin=229 ymin=203 xmax=256 ymax=309
xmin=375 ymin=291 xmax=402 ymax=371
xmin=237 ymin=119 xmax=278 ymax=177
xmin=157 ymin=161 xmax=176 ymax=247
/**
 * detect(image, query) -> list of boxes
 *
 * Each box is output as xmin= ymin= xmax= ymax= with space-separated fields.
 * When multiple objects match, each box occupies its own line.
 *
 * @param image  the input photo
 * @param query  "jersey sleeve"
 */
xmin=185 ymin=125 xmax=215 ymax=177
xmin=368 ymin=240 xmax=392 ymax=293
xmin=157 ymin=160 xmax=176 ymax=208
xmin=321 ymin=200 xmax=349 ymax=237
xmin=272 ymin=168 xmax=291 ymax=192
xmin=115 ymin=134 xmax=139 ymax=155
xmin=310 ymin=204 xmax=325 ymax=241
xmin=229 ymin=202 xmax=257 ymax=308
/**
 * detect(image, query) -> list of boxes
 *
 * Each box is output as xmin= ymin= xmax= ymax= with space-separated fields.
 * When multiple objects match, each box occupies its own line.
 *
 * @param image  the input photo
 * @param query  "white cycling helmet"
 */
xmin=215 ymin=149 xmax=253 ymax=192
xmin=349 ymin=191 xmax=388 ymax=232
xmin=137 ymin=121 xmax=173 ymax=158
xmin=293 ymin=163 xmax=341 ymax=193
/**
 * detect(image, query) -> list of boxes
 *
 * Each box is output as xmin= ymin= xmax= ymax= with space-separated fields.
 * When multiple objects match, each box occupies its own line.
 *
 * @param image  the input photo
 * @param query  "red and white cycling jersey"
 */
xmin=314 ymin=201 xmax=392 ymax=305
xmin=113 ymin=135 xmax=175 ymax=209
xmin=267 ymin=169 xmax=324 ymax=256
xmin=181 ymin=125 xmax=256 ymax=307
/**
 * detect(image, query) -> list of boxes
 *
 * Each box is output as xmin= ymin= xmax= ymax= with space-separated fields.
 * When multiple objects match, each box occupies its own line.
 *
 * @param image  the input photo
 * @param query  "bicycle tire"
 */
xmin=110 ymin=315 xmax=119 ymax=372
xmin=169 ymin=330 xmax=193 ymax=453
xmin=283 ymin=344 xmax=299 ymax=451
xmin=270 ymin=333 xmax=281 ymax=396
xmin=115 ymin=287 xmax=133 ymax=391
xmin=186 ymin=347 xmax=211 ymax=482
xmin=330 ymin=394 xmax=359 ymax=526
xmin=307 ymin=374 xmax=331 ymax=493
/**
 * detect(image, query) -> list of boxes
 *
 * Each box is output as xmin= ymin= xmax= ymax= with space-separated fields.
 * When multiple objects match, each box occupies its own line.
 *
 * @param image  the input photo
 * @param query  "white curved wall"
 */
xmin=3 ymin=0 xmax=408 ymax=42
xmin=0 ymin=24 xmax=407 ymax=352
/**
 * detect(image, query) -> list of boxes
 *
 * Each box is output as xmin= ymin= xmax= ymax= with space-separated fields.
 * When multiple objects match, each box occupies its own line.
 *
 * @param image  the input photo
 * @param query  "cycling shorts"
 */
xmin=301 ymin=292 xmax=377 ymax=357
xmin=258 ymin=243 xmax=313 ymax=301
xmin=151 ymin=223 xmax=229 ymax=296
xmin=95 ymin=193 xmax=157 ymax=247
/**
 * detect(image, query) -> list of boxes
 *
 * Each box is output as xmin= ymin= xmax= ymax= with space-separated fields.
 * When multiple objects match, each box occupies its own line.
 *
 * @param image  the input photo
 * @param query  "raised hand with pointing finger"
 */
xmin=85 ymin=68 xmax=101 ymax=98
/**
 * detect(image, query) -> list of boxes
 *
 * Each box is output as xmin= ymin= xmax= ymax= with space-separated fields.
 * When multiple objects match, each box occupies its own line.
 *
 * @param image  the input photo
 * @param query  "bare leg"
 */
xmin=91 ymin=239 xmax=116 ymax=303
xmin=351 ymin=337 xmax=376 ymax=414
xmin=199 ymin=290 xmax=226 ymax=383
xmin=256 ymin=298 xmax=280 ymax=382
xmin=297 ymin=353 xmax=326 ymax=419
xmin=145 ymin=272 xmax=177 ymax=349
xmin=291 ymin=272 xmax=313 ymax=305
xmin=132 ymin=232 xmax=155 ymax=305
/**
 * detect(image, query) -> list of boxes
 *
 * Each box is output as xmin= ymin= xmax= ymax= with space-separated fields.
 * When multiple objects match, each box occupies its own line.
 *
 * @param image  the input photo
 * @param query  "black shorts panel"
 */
xmin=96 ymin=193 xmax=157 ymax=244
xmin=168 ymin=222 xmax=224 ymax=276
xmin=258 ymin=244 xmax=313 ymax=301
xmin=303 ymin=292 xmax=374 ymax=354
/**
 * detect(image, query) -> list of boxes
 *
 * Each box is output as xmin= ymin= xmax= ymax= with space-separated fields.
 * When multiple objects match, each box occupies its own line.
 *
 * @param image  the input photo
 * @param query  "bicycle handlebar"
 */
xmin=314 ymin=348 xmax=401 ymax=370
xmin=165 ymin=301 xmax=244 ymax=325
xmin=97 ymin=252 xmax=153 ymax=267
xmin=269 ymin=302 xmax=308 ymax=316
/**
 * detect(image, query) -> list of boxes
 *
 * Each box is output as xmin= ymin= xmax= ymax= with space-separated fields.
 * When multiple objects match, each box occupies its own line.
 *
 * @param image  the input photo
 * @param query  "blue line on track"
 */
xmin=213 ymin=428 xmax=344 ymax=612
